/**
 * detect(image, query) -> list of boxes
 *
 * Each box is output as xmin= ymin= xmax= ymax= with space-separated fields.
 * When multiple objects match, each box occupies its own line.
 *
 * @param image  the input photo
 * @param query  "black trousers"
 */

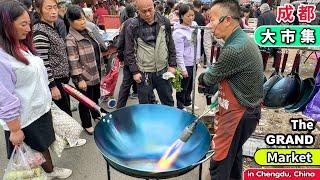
xmin=116 ymin=65 xmax=137 ymax=108
xmin=176 ymin=66 xmax=193 ymax=109
xmin=209 ymin=107 xmax=261 ymax=180
xmin=77 ymin=84 xmax=101 ymax=128
xmin=137 ymin=70 xmax=174 ymax=106
xmin=4 ymin=111 xmax=55 ymax=159
xmin=54 ymin=77 xmax=72 ymax=116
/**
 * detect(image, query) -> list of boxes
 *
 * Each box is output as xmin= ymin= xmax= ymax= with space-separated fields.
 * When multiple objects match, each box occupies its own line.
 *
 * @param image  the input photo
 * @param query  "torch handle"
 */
xmin=62 ymin=84 xmax=103 ymax=115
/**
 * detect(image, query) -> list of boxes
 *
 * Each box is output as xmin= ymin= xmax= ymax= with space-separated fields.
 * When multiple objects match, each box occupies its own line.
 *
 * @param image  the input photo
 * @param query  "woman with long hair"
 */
xmin=0 ymin=1 xmax=72 ymax=178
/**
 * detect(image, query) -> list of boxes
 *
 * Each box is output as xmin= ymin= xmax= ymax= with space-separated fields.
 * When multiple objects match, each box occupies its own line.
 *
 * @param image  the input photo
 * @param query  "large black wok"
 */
xmin=264 ymin=50 xmax=302 ymax=108
xmin=263 ymin=50 xmax=283 ymax=101
xmin=94 ymin=104 xmax=213 ymax=179
xmin=285 ymin=52 xmax=320 ymax=112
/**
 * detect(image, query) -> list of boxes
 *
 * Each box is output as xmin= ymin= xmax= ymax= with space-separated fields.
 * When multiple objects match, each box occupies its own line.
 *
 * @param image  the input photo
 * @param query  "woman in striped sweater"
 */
xmin=33 ymin=0 xmax=72 ymax=116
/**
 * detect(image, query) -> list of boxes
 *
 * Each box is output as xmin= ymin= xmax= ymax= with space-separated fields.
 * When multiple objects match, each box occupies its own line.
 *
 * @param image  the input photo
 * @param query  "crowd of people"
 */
xmin=0 ymin=0 xmax=280 ymax=179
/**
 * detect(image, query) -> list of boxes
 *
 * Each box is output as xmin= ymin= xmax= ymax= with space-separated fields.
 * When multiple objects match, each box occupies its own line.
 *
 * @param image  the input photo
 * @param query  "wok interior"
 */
xmin=94 ymin=104 xmax=211 ymax=172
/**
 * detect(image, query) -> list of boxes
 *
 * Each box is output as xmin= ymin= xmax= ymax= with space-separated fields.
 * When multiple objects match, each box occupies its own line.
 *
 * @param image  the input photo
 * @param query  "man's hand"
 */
xmin=10 ymin=129 xmax=25 ymax=146
xmin=51 ymin=86 xmax=61 ymax=100
xmin=167 ymin=67 xmax=176 ymax=74
xmin=78 ymin=80 xmax=87 ymax=91
xmin=133 ymin=73 xmax=142 ymax=83
xmin=182 ymin=70 xmax=188 ymax=78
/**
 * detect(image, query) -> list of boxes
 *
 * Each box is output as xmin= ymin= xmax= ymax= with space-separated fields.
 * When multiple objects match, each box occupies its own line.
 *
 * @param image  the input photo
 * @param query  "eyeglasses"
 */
xmin=218 ymin=15 xmax=240 ymax=23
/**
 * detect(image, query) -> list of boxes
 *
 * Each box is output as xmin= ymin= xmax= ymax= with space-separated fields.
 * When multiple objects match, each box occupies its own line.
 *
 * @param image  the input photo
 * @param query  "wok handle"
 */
xmin=62 ymin=84 xmax=108 ymax=116
xmin=291 ymin=50 xmax=301 ymax=74
xmin=274 ymin=50 xmax=282 ymax=73
xmin=261 ymin=50 xmax=270 ymax=71
xmin=191 ymin=150 xmax=215 ymax=167
xmin=281 ymin=50 xmax=289 ymax=74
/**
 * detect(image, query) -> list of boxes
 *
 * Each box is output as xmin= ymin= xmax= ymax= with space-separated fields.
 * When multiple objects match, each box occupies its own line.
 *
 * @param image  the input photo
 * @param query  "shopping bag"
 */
xmin=3 ymin=143 xmax=47 ymax=180
xmin=50 ymin=133 xmax=68 ymax=158
xmin=100 ymin=57 xmax=120 ymax=99
xmin=50 ymin=103 xmax=83 ymax=157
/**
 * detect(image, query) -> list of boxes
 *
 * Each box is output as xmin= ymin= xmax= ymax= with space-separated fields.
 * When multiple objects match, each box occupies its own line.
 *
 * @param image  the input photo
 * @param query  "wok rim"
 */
xmin=93 ymin=104 xmax=212 ymax=178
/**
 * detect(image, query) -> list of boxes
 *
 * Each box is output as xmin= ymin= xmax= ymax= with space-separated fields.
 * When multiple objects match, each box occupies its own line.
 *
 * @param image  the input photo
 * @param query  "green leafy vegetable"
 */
xmin=169 ymin=68 xmax=183 ymax=92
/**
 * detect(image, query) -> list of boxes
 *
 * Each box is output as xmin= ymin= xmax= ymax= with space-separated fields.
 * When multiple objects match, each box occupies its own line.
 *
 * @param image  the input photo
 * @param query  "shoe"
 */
xmin=65 ymin=138 xmax=87 ymax=149
xmin=85 ymin=127 xmax=94 ymax=135
xmin=46 ymin=167 xmax=72 ymax=179
xmin=129 ymin=93 xmax=138 ymax=99
xmin=94 ymin=117 xmax=101 ymax=122
xmin=186 ymin=105 xmax=200 ymax=110
xmin=182 ymin=108 xmax=188 ymax=112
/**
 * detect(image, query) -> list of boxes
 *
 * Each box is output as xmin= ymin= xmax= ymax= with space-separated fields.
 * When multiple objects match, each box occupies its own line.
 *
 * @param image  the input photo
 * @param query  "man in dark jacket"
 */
xmin=125 ymin=0 xmax=177 ymax=106
xmin=257 ymin=3 xmax=277 ymax=27
xmin=257 ymin=3 xmax=278 ymax=57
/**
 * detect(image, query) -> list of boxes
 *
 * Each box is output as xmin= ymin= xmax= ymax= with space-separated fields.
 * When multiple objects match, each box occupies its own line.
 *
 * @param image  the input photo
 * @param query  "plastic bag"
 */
xmin=50 ymin=103 xmax=83 ymax=156
xmin=303 ymin=72 xmax=320 ymax=122
xmin=50 ymin=133 xmax=68 ymax=158
xmin=3 ymin=143 xmax=47 ymax=180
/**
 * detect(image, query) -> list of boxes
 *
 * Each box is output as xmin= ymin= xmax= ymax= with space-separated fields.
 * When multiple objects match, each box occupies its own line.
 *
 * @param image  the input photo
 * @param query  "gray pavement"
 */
xmin=0 ymin=67 xmax=212 ymax=180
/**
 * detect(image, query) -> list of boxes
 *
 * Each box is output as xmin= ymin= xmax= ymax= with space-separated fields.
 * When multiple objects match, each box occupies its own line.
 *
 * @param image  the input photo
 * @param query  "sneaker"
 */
xmin=186 ymin=105 xmax=200 ymax=111
xmin=129 ymin=93 xmax=138 ymax=99
xmin=46 ymin=167 xmax=72 ymax=179
xmin=182 ymin=108 xmax=188 ymax=112
xmin=65 ymin=138 xmax=87 ymax=149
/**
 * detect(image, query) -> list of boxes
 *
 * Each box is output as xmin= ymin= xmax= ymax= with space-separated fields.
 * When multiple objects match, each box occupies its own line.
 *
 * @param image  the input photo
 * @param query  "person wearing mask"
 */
xmin=198 ymin=0 xmax=263 ymax=179
xmin=33 ymin=0 xmax=72 ymax=116
xmin=65 ymin=5 xmax=102 ymax=135
xmin=0 ymin=1 xmax=72 ymax=179
xmin=125 ymin=0 xmax=177 ymax=106
xmin=173 ymin=4 xmax=201 ymax=111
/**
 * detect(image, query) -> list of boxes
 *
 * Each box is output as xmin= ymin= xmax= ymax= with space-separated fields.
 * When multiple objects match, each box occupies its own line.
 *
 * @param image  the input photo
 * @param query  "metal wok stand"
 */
xmin=104 ymin=153 xmax=214 ymax=180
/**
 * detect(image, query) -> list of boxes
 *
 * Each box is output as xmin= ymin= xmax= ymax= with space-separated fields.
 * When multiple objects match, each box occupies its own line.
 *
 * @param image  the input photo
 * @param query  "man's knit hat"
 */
xmin=260 ymin=3 xmax=270 ymax=14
